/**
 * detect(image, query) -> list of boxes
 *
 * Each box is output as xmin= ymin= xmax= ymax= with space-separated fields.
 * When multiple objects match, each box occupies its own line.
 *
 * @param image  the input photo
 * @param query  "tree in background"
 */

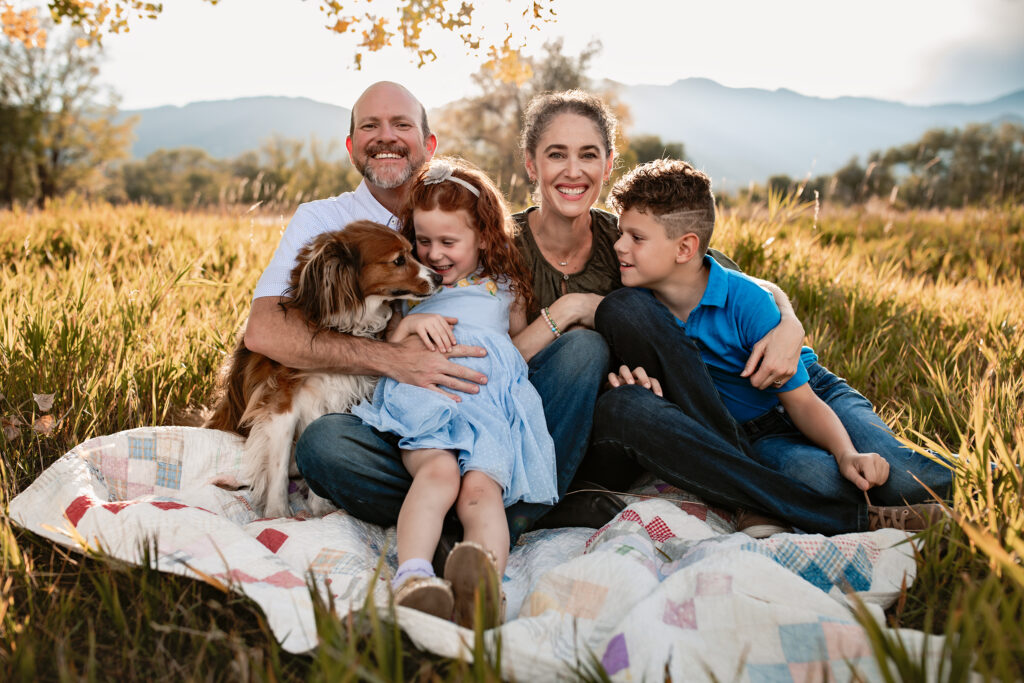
xmin=434 ymin=38 xmax=681 ymax=209
xmin=2 ymin=0 xmax=556 ymax=80
xmin=627 ymin=134 xmax=685 ymax=165
xmin=116 ymin=136 xmax=359 ymax=211
xmin=753 ymin=122 xmax=1024 ymax=209
xmin=0 ymin=20 xmax=134 ymax=207
xmin=434 ymin=38 xmax=602 ymax=207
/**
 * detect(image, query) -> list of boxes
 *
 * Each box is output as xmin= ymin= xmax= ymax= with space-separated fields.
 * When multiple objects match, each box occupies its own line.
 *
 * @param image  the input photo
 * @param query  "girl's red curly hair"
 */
xmin=398 ymin=157 xmax=535 ymax=313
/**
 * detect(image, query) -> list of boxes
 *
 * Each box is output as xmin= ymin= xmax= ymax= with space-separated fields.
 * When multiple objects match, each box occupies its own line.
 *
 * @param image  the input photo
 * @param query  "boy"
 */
xmin=587 ymin=159 xmax=952 ymax=535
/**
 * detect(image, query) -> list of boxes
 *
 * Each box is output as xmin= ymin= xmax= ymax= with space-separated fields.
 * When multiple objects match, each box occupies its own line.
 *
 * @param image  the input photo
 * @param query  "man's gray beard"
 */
xmin=357 ymin=152 xmax=426 ymax=190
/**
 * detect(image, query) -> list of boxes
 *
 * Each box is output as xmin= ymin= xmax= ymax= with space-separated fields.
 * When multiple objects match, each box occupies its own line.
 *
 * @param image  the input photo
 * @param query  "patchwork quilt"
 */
xmin=8 ymin=426 xmax=945 ymax=681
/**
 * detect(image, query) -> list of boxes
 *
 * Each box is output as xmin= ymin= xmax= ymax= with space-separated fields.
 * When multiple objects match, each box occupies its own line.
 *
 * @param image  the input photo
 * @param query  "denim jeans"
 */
xmin=745 ymin=363 xmax=953 ymax=505
xmin=294 ymin=328 xmax=610 ymax=543
xmin=587 ymin=287 xmax=952 ymax=534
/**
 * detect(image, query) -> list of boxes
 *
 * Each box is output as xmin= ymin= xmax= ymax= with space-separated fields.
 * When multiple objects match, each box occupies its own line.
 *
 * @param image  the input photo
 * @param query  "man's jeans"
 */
xmin=294 ymin=329 xmax=610 ymax=542
xmin=587 ymin=287 xmax=952 ymax=535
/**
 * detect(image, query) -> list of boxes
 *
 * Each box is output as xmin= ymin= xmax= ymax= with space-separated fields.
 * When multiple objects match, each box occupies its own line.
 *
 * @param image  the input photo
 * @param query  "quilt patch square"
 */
xmin=662 ymin=597 xmax=697 ymax=629
xmin=601 ymin=633 xmax=629 ymax=676
xmin=747 ymin=663 xmax=795 ymax=683
xmin=696 ymin=572 xmax=732 ymax=596
xmin=126 ymin=481 xmax=155 ymax=498
xmin=128 ymin=436 xmax=156 ymax=461
xmin=779 ymin=622 xmax=826 ymax=663
xmin=156 ymin=460 xmax=182 ymax=489
xmin=257 ymin=528 xmax=289 ymax=553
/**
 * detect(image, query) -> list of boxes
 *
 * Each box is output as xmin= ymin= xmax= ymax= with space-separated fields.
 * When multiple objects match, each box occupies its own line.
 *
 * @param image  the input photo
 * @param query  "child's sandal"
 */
xmin=394 ymin=575 xmax=455 ymax=620
xmin=443 ymin=541 xmax=504 ymax=630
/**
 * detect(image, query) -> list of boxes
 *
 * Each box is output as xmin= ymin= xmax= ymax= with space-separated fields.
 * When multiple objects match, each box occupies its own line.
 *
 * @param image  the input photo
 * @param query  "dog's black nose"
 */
xmin=429 ymin=271 xmax=443 ymax=286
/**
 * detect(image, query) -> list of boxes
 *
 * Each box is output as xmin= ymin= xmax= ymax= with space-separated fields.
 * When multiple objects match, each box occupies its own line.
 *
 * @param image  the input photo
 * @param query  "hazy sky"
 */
xmin=95 ymin=0 xmax=1024 ymax=111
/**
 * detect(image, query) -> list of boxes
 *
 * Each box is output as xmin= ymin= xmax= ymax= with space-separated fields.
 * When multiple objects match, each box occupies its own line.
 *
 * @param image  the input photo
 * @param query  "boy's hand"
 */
xmin=836 ymin=452 xmax=890 ymax=491
xmin=608 ymin=365 xmax=663 ymax=397
xmin=398 ymin=313 xmax=458 ymax=352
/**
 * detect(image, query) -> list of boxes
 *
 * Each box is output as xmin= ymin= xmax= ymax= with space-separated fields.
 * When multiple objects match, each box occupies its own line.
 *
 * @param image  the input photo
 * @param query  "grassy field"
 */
xmin=1 ymin=197 xmax=1022 ymax=680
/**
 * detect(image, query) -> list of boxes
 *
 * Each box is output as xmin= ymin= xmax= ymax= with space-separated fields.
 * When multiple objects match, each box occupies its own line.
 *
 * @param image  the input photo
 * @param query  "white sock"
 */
xmin=392 ymin=558 xmax=434 ymax=590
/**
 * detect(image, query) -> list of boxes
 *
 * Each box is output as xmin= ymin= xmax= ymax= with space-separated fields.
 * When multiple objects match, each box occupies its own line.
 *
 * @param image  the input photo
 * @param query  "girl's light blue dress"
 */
xmin=351 ymin=275 xmax=558 ymax=507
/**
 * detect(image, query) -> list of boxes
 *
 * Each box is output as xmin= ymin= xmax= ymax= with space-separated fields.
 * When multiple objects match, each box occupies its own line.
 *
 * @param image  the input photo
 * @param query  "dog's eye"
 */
xmin=392 ymin=255 xmax=406 ymax=266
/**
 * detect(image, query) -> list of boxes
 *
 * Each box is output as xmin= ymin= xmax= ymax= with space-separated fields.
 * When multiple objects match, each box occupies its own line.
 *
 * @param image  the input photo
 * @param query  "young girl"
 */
xmin=352 ymin=158 xmax=557 ymax=628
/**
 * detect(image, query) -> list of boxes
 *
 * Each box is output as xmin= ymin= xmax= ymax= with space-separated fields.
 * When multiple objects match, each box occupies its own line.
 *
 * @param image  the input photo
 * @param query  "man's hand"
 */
xmin=388 ymin=336 xmax=488 ymax=401
xmin=836 ymin=452 xmax=890 ymax=491
xmin=607 ymin=365 xmax=663 ymax=397
xmin=741 ymin=315 xmax=805 ymax=389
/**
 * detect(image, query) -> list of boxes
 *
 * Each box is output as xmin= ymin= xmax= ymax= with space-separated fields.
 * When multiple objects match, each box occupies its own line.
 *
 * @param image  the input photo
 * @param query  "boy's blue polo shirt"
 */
xmin=671 ymin=255 xmax=818 ymax=423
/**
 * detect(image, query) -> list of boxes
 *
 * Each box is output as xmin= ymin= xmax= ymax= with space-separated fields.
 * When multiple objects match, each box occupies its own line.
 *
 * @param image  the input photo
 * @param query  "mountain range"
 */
xmin=120 ymin=80 xmax=1024 ymax=189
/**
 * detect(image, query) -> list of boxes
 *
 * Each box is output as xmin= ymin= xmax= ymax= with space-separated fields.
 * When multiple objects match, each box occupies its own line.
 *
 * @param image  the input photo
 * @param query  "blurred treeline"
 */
xmin=3 ymin=25 xmax=1023 ymax=212
xmin=754 ymin=122 xmax=1024 ymax=209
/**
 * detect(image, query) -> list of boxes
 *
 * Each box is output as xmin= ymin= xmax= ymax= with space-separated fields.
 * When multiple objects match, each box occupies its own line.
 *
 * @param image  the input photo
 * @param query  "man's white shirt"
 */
xmin=252 ymin=181 xmax=400 ymax=299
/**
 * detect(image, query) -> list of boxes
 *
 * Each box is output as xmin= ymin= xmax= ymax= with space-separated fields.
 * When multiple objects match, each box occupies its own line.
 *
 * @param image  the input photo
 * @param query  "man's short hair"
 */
xmin=610 ymin=159 xmax=716 ymax=255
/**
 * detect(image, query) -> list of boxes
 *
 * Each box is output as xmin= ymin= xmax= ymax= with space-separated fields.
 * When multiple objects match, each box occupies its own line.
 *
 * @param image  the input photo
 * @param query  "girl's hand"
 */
xmin=741 ymin=315 xmax=805 ymax=389
xmin=397 ymin=313 xmax=458 ymax=352
xmin=608 ymin=365 xmax=663 ymax=397
xmin=835 ymin=452 xmax=890 ymax=491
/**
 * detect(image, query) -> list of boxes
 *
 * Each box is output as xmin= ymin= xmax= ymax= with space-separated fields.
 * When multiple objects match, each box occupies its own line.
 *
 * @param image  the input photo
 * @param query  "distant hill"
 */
xmin=119 ymin=83 xmax=1024 ymax=188
xmin=120 ymin=96 xmax=351 ymax=160
xmin=615 ymin=79 xmax=1024 ymax=188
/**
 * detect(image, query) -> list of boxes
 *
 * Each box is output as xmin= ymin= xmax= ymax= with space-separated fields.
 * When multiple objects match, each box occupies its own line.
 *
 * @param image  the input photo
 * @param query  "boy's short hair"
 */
xmin=609 ymin=159 xmax=716 ymax=255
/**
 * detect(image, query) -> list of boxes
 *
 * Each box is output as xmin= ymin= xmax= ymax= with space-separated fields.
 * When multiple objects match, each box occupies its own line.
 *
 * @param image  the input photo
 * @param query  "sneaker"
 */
xmin=394 ymin=575 xmax=454 ymax=620
xmin=443 ymin=541 xmax=504 ymax=630
xmin=867 ymin=503 xmax=947 ymax=531
xmin=734 ymin=509 xmax=793 ymax=538
xmin=530 ymin=481 xmax=627 ymax=530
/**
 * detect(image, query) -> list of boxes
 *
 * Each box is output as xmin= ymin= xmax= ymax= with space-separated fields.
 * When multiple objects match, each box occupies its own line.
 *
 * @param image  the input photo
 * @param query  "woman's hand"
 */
xmin=550 ymin=293 xmax=604 ymax=330
xmin=741 ymin=315 xmax=805 ymax=389
xmin=392 ymin=313 xmax=458 ymax=352
xmin=607 ymin=365 xmax=663 ymax=397
xmin=835 ymin=452 xmax=890 ymax=491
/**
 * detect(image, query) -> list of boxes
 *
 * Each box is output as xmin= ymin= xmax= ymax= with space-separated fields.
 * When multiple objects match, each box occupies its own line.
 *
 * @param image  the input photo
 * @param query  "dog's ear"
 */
xmin=291 ymin=236 xmax=363 ymax=327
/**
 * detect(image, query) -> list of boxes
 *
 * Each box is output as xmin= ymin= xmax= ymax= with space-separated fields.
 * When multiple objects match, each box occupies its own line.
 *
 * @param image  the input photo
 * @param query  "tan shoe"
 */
xmin=734 ymin=509 xmax=794 ymax=538
xmin=394 ymin=575 xmax=454 ymax=620
xmin=867 ymin=503 xmax=947 ymax=531
xmin=443 ymin=541 xmax=505 ymax=630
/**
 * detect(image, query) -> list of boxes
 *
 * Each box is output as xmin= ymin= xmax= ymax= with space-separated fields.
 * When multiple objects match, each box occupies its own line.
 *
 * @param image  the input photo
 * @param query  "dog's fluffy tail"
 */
xmin=204 ymin=337 xmax=254 ymax=437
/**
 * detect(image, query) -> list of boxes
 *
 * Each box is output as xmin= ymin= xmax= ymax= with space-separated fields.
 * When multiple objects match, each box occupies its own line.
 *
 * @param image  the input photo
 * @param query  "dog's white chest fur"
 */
xmin=294 ymin=372 xmax=378 ymax=434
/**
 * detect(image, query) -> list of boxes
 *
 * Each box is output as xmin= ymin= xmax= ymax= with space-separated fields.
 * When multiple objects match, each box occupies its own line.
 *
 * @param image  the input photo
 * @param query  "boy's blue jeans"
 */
xmin=293 ymin=329 xmax=610 ymax=543
xmin=588 ymin=287 xmax=953 ymax=535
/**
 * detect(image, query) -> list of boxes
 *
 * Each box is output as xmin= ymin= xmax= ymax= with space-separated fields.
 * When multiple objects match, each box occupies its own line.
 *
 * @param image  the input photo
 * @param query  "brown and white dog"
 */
xmin=205 ymin=220 xmax=441 ymax=517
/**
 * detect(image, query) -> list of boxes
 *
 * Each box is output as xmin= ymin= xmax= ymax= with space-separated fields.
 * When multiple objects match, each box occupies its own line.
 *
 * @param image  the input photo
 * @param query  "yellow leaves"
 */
xmin=10 ymin=0 xmax=556 ymax=80
xmin=318 ymin=0 xmax=554 ymax=78
xmin=1 ymin=2 xmax=46 ymax=48
xmin=482 ymin=36 xmax=533 ymax=87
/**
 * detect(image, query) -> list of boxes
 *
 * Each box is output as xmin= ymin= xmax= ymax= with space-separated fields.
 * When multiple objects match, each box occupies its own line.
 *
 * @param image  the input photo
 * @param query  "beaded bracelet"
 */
xmin=541 ymin=306 xmax=561 ymax=338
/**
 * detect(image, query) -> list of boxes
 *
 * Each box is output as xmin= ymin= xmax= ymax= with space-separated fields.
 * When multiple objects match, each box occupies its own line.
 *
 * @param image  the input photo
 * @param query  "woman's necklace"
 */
xmin=530 ymin=210 xmax=591 ymax=270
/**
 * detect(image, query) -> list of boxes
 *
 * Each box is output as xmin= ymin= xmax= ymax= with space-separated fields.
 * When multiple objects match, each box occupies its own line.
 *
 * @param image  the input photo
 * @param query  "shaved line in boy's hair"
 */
xmin=654 ymin=208 xmax=715 ymax=253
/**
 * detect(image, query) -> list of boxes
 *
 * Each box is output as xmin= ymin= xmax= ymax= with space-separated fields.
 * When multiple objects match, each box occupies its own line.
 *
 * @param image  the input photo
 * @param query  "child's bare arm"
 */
xmin=778 ymin=385 xmax=890 ymax=491
xmin=742 ymin=279 xmax=805 ymax=389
